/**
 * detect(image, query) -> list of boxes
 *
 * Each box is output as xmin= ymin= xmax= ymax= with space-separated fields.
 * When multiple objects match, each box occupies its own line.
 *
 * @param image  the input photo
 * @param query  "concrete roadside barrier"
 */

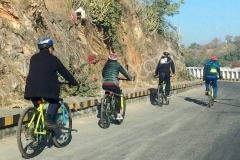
xmin=0 ymin=80 xmax=204 ymax=139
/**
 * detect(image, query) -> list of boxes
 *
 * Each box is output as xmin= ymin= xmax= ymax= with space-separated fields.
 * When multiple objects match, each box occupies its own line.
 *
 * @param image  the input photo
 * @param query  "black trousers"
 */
xmin=158 ymin=71 xmax=171 ymax=95
xmin=102 ymin=85 xmax=121 ymax=113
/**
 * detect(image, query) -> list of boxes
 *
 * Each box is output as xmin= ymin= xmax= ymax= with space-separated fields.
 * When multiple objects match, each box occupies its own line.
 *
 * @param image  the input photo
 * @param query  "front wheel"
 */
xmin=100 ymin=94 xmax=111 ymax=129
xmin=17 ymin=107 xmax=41 ymax=159
xmin=52 ymin=104 xmax=72 ymax=148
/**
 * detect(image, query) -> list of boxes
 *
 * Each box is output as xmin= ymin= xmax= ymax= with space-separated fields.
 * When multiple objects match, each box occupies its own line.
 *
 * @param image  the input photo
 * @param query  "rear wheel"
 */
xmin=100 ymin=94 xmax=111 ymax=129
xmin=208 ymin=86 xmax=214 ymax=107
xmin=157 ymin=85 xmax=163 ymax=107
xmin=166 ymin=97 xmax=170 ymax=105
xmin=17 ymin=107 xmax=41 ymax=159
xmin=52 ymin=104 xmax=72 ymax=148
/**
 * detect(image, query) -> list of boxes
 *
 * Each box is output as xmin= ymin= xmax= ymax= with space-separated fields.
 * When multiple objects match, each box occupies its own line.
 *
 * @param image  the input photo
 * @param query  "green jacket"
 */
xmin=102 ymin=61 xmax=132 ymax=85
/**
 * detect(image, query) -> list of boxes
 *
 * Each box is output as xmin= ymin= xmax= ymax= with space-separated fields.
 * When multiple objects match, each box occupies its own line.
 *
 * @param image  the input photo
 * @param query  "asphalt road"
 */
xmin=1 ymin=81 xmax=240 ymax=160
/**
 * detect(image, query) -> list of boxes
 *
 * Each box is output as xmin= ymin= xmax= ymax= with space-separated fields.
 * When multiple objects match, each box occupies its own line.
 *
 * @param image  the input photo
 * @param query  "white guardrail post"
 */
xmin=186 ymin=67 xmax=240 ymax=79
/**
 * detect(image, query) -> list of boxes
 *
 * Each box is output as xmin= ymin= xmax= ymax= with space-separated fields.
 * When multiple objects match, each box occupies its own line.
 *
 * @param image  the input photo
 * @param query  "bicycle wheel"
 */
xmin=100 ymin=94 xmax=111 ymax=129
xmin=208 ymin=86 xmax=214 ymax=107
xmin=157 ymin=85 xmax=163 ymax=107
xmin=52 ymin=104 xmax=72 ymax=148
xmin=165 ymin=96 xmax=170 ymax=105
xmin=118 ymin=94 xmax=126 ymax=124
xmin=17 ymin=107 xmax=41 ymax=159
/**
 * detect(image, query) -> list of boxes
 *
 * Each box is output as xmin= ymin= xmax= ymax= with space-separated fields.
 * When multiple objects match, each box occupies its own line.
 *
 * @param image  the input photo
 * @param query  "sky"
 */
xmin=166 ymin=0 xmax=240 ymax=47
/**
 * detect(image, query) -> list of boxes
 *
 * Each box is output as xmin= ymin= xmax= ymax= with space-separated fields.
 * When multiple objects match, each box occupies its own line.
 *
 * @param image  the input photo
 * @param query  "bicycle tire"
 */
xmin=100 ymin=94 xmax=111 ymax=129
xmin=157 ymin=85 xmax=163 ymax=107
xmin=165 ymin=97 xmax=170 ymax=105
xmin=208 ymin=86 xmax=214 ymax=107
xmin=17 ymin=107 xmax=41 ymax=159
xmin=52 ymin=104 xmax=72 ymax=148
xmin=117 ymin=94 xmax=126 ymax=124
xmin=210 ymin=86 xmax=214 ymax=106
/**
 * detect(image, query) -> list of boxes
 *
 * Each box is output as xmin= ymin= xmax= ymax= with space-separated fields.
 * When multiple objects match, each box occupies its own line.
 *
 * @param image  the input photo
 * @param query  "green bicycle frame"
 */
xmin=110 ymin=93 xmax=125 ymax=109
xmin=210 ymin=85 xmax=214 ymax=97
xmin=27 ymin=101 xmax=48 ymax=135
xmin=120 ymin=94 xmax=124 ymax=109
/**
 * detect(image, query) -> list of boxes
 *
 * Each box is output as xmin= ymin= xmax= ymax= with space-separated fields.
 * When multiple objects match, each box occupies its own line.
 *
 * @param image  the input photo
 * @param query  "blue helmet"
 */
xmin=38 ymin=38 xmax=54 ymax=50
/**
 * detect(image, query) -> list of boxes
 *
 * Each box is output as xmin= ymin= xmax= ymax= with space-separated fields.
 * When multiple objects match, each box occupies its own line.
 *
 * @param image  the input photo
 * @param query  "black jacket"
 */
xmin=102 ymin=60 xmax=132 ymax=85
xmin=155 ymin=56 xmax=175 ymax=75
xmin=24 ymin=50 xmax=78 ymax=100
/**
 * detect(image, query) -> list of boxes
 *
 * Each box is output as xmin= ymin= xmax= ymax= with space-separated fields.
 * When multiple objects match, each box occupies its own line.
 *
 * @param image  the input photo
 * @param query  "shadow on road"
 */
xmin=148 ymin=88 xmax=158 ymax=106
xmin=181 ymin=97 xmax=208 ymax=107
xmin=216 ymin=99 xmax=240 ymax=107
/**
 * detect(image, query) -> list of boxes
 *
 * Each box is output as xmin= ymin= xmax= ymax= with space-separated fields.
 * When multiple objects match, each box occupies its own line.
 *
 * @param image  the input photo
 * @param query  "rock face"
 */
xmin=0 ymin=0 xmax=185 ymax=106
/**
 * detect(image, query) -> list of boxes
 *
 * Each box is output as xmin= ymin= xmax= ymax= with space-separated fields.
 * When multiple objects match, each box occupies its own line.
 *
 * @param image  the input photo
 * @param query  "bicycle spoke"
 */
xmin=52 ymin=104 xmax=72 ymax=148
xmin=100 ymin=95 xmax=111 ymax=128
xmin=17 ymin=107 xmax=42 ymax=159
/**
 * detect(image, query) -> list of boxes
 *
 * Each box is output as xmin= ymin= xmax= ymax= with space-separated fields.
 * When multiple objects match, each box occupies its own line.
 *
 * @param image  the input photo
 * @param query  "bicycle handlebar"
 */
xmin=118 ymin=76 xmax=135 ymax=81
xmin=59 ymin=82 xmax=70 ymax=85
xmin=59 ymin=82 xmax=80 ymax=94
xmin=118 ymin=78 xmax=129 ymax=81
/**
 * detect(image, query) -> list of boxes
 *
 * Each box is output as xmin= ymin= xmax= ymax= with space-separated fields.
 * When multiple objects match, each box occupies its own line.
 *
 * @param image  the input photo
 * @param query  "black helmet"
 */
xmin=163 ymin=51 xmax=170 ymax=56
xmin=38 ymin=38 xmax=54 ymax=50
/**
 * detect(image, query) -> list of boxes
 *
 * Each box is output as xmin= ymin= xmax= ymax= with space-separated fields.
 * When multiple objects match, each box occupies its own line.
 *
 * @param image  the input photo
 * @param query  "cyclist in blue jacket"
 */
xmin=203 ymin=55 xmax=222 ymax=102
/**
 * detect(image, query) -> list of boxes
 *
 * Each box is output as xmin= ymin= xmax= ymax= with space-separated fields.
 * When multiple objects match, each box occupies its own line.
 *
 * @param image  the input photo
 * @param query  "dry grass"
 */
xmin=44 ymin=0 xmax=70 ymax=17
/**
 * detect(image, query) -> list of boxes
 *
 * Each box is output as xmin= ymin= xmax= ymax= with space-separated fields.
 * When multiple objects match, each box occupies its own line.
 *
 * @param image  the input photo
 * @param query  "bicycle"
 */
xmin=17 ymin=83 xmax=73 ymax=159
xmin=208 ymin=80 xmax=214 ymax=107
xmin=100 ymin=78 xmax=128 ymax=129
xmin=157 ymin=80 xmax=170 ymax=107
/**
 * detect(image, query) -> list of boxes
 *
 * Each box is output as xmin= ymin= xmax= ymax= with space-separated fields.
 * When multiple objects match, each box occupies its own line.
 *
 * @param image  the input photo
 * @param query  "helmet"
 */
xmin=211 ymin=55 xmax=217 ymax=60
xmin=108 ymin=53 xmax=118 ymax=60
xmin=38 ymin=38 xmax=54 ymax=50
xmin=163 ymin=51 xmax=170 ymax=56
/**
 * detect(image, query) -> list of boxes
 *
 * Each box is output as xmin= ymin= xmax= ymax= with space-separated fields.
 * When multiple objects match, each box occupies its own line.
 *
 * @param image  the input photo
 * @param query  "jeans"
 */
xmin=205 ymin=76 xmax=218 ymax=99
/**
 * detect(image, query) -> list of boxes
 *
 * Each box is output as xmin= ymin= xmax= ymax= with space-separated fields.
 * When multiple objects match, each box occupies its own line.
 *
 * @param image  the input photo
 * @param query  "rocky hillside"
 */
xmin=0 ymin=0 xmax=185 ymax=107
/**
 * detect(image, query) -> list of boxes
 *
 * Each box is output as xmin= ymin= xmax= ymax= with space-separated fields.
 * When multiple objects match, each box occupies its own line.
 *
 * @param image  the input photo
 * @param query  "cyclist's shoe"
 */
xmin=45 ymin=114 xmax=58 ymax=129
xmin=213 ymin=99 xmax=217 ymax=102
xmin=116 ymin=115 xmax=123 ymax=120
xmin=205 ymin=91 xmax=209 ymax=96
xmin=166 ymin=94 xmax=171 ymax=98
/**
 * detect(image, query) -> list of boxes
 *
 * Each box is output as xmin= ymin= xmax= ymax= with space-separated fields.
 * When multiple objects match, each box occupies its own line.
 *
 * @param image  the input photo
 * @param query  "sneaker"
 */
xmin=213 ymin=99 xmax=217 ymax=102
xmin=166 ymin=95 xmax=171 ymax=98
xmin=116 ymin=115 xmax=123 ymax=120
xmin=45 ymin=114 xmax=58 ymax=129
xmin=205 ymin=91 xmax=209 ymax=96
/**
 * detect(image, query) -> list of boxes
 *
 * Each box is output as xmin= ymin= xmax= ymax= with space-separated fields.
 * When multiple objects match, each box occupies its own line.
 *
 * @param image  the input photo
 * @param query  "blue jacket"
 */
xmin=203 ymin=60 xmax=221 ymax=79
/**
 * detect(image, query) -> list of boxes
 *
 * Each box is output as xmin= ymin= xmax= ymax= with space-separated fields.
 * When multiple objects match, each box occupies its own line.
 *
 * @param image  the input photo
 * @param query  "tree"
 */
xmin=137 ymin=0 xmax=184 ymax=35
xmin=209 ymin=38 xmax=221 ymax=49
xmin=225 ymin=35 xmax=233 ymax=43
xmin=189 ymin=43 xmax=200 ymax=49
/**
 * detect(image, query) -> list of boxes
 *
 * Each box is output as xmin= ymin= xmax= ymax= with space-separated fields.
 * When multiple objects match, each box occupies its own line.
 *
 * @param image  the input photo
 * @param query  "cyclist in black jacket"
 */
xmin=24 ymin=38 xmax=78 ymax=129
xmin=102 ymin=53 xmax=132 ymax=120
xmin=155 ymin=51 xmax=175 ymax=97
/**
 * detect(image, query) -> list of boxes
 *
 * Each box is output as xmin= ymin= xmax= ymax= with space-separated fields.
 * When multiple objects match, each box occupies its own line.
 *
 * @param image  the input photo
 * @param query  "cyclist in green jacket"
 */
xmin=102 ymin=53 xmax=132 ymax=120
